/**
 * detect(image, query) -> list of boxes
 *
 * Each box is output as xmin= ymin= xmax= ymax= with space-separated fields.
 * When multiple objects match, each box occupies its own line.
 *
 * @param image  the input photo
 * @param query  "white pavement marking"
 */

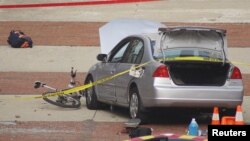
xmin=0 ymin=0 xmax=250 ymax=23
xmin=0 ymin=128 xmax=76 ymax=134
xmin=0 ymin=95 xmax=128 ymax=122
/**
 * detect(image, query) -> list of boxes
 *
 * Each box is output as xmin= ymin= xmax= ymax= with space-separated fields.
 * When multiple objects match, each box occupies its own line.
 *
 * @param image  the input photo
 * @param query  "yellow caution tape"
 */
xmin=123 ymin=133 xmax=207 ymax=141
xmin=163 ymin=56 xmax=250 ymax=67
xmin=139 ymin=135 xmax=155 ymax=140
xmin=162 ymin=56 xmax=222 ymax=62
xmin=16 ymin=61 xmax=151 ymax=100
xmin=179 ymin=135 xmax=196 ymax=139
xmin=16 ymin=56 xmax=250 ymax=100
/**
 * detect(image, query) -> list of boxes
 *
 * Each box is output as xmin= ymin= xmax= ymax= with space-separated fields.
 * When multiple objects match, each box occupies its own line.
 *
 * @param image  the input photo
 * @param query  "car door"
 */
xmin=115 ymin=38 xmax=144 ymax=104
xmin=96 ymin=39 xmax=132 ymax=102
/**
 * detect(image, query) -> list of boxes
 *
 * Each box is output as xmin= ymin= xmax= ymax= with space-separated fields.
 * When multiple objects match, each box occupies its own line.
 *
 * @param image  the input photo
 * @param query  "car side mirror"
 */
xmin=97 ymin=54 xmax=107 ymax=62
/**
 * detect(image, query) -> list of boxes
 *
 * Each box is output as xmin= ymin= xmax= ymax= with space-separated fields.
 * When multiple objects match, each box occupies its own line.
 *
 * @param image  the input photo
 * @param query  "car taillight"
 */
xmin=153 ymin=65 xmax=169 ymax=78
xmin=230 ymin=66 xmax=242 ymax=79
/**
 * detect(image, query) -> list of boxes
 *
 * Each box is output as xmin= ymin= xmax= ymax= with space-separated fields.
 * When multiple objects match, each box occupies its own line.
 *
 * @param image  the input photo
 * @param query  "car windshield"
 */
xmin=154 ymin=47 xmax=223 ymax=61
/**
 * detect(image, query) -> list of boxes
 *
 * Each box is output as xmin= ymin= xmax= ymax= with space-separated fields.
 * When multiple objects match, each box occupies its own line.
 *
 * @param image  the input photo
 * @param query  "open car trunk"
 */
xmin=166 ymin=61 xmax=230 ymax=86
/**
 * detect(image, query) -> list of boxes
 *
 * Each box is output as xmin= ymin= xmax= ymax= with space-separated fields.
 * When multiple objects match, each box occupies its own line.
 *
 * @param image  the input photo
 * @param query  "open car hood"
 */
xmin=99 ymin=19 xmax=166 ymax=54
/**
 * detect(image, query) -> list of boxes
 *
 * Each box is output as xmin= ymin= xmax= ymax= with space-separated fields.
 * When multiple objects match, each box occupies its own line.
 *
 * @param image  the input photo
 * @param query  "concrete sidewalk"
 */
xmin=0 ymin=95 xmax=128 ymax=122
xmin=0 ymin=46 xmax=99 ymax=72
xmin=1 ymin=46 xmax=250 ymax=73
xmin=0 ymin=0 xmax=250 ymax=23
xmin=0 ymin=95 xmax=249 ymax=123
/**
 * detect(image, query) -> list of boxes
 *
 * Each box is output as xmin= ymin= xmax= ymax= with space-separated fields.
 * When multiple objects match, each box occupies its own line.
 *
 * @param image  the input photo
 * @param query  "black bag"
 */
xmin=129 ymin=127 xmax=152 ymax=138
xmin=7 ymin=30 xmax=33 ymax=48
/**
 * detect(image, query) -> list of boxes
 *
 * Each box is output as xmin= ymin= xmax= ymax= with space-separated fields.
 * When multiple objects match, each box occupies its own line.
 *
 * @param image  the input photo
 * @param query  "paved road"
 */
xmin=0 ymin=95 xmax=249 ymax=122
xmin=1 ymin=0 xmax=250 ymax=140
xmin=0 ymin=95 xmax=249 ymax=141
xmin=1 ymin=0 xmax=250 ymax=23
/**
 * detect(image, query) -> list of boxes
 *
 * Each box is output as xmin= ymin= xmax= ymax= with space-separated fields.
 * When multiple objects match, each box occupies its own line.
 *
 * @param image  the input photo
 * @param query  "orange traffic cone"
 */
xmin=211 ymin=107 xmax=220 ymax=125
xmin=235 ymin=105 xmax=245 ymax=125
xmin=221 ymin=116 xmax=235 ymax=125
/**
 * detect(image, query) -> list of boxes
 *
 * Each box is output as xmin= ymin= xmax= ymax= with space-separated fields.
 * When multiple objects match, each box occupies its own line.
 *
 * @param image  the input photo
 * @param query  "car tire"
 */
xmin=129 ymin=87 xmax=147 ymax=122
xmin=85 ymin=76 xmax=100 ymax=110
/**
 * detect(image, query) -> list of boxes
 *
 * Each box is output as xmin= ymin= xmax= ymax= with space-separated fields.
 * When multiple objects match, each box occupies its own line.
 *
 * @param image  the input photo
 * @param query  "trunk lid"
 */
xmin=153 ymin=27 xmax=230 ymax=86
xmin=154 ymin=27 xmax=228 ymax=61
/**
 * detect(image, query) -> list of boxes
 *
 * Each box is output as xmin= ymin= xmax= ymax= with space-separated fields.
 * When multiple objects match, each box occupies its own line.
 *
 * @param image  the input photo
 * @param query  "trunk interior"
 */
xmin=166 ymin=61 xmax=230 ymax=86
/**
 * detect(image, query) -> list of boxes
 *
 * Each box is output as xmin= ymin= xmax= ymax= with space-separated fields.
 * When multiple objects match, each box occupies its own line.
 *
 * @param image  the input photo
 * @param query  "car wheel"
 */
xmin=85 ymin=76 xmax=100 ymax=110
xmin=129 ymin=87 xmax=146 ymax=121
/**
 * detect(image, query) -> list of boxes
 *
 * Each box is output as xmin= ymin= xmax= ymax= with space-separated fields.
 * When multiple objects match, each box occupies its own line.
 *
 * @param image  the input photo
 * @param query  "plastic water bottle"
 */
xmin=188 ymin=118 xmax=199 ymax=136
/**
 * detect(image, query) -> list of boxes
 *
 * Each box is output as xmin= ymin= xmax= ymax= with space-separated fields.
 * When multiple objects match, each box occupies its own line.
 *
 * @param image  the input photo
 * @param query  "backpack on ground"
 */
xmin=7 ymin=30 xmax=33 ymax=48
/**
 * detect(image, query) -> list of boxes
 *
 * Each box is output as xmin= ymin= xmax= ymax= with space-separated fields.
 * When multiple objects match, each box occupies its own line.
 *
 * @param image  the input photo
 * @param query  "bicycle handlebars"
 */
xmin=34 ymin=81 xmax=43 ymax=89
xmin=71 ymin=67 xmax=77 ymax=78
xmin=34 ymin=81 xmax=57 ymax=91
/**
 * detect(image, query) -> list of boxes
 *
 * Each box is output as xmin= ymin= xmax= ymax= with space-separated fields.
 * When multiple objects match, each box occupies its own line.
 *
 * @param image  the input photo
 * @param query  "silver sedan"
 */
xmin=84 ymin=27 xmax=244 ymax=121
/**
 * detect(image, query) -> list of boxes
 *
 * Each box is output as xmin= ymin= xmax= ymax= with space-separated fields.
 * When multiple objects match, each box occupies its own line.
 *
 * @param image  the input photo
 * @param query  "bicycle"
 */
xmin=34 ymin=67 xmax=84 ymax=108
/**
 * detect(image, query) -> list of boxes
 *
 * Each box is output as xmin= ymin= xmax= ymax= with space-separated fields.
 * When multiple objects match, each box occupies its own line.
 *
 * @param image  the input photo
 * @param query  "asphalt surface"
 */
xmin=1 ymin=0 xmax=250 ymax=141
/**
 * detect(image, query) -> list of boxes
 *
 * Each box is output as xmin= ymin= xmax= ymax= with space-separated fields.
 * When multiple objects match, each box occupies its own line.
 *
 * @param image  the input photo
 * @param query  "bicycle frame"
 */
xmin=34 ymin=67 xmax=83 ymax=108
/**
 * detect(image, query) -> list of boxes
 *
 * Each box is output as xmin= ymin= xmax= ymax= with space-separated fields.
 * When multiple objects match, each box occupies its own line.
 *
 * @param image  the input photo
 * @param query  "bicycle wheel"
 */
xmin=42 ymin=92 xmax=81 ymax=108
